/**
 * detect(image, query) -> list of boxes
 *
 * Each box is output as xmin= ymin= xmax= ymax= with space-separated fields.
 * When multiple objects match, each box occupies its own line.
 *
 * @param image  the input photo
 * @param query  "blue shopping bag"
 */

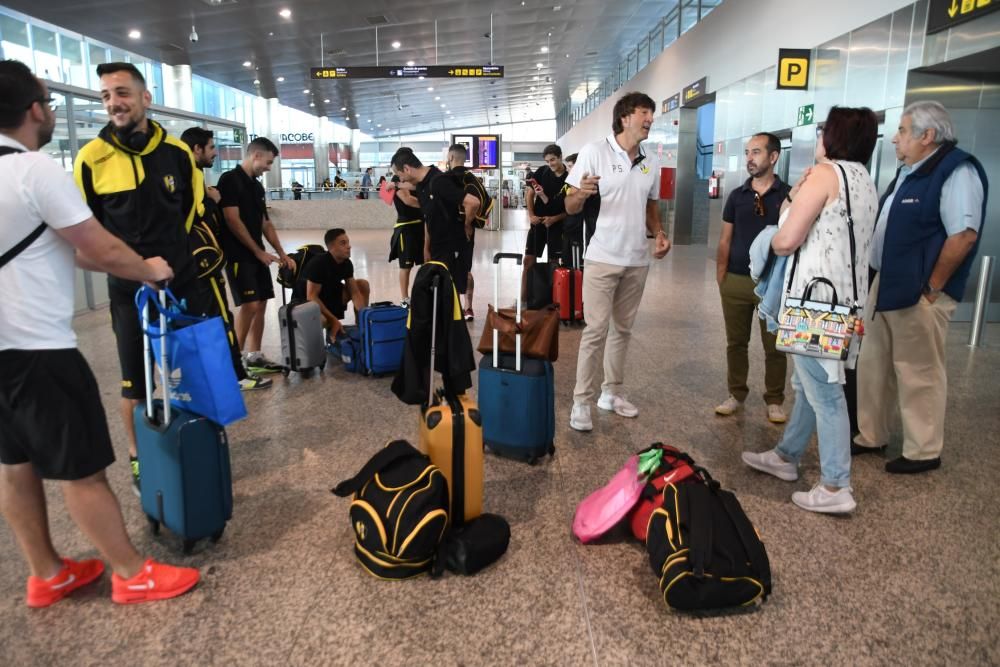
xmin=136 ymin=286 xmax=247 ymax=426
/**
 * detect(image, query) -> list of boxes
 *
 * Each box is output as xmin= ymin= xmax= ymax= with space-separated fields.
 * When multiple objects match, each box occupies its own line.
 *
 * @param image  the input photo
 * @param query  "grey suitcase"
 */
xmin=278 ymin=289 xmax=326 ymax=376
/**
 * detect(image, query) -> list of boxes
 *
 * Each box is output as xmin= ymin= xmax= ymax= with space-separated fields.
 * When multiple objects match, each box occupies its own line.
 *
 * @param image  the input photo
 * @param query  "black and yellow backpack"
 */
xmin=332 ymin=440 xmax=450 ymax=580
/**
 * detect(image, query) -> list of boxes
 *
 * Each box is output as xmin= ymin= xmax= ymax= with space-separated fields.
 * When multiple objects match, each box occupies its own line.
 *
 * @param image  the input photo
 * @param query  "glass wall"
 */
xmin=557 ymin=0 xmax=724 ymax=136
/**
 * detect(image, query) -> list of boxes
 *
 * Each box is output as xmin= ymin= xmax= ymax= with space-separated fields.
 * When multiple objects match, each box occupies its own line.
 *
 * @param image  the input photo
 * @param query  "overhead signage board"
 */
xmin=662 ymin=93 xmax=680 ymax=114
xmin=777 ymin=48 xmax=811 ymax=90
xmin=682 ymin=77 xmax=707 ymax=105
xmin=927 ymin=0 xmax=1000 ymax=35
xmin=311 ymin=65 xmax=504 ymax=79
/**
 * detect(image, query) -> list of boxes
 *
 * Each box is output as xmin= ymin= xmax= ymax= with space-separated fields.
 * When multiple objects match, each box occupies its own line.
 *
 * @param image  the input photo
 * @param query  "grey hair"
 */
xmin=903 ymin=101 xmax=957 ymax=144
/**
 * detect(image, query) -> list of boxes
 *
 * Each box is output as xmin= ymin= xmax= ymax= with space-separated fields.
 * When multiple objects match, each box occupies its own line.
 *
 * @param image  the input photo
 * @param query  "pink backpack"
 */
xmin=572 ymin=455 xmax=645 ymax=543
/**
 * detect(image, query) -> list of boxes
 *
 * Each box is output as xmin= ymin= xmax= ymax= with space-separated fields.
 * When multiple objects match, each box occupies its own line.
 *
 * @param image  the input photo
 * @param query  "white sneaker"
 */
xmin=597 ymin=391 xmax=638 ymax=418
xmin=569 ymin=403 xmax=593 ymax=432
xmin=792 ymin=484 xmax=857 ymax=514
xmin=715 ymin=396 xmax=743 ymax=416
xmin=767 ymin=404 xmax=788 ymax=424
xmin=741 ymin=450 xmax=799 ymax=482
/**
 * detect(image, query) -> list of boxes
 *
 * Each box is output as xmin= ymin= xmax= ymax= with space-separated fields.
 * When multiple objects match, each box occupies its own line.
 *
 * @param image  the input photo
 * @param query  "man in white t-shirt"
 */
xmin=0 ymin=59 xmax=199 ymax=607
xmin=563 ymin=92 xmax=671 ymax=431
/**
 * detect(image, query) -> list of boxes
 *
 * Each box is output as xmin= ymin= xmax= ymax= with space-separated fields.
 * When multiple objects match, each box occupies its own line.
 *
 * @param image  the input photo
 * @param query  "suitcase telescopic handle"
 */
xmin=428 ymin=275 xmax=440 ymax=404
xmin=140 ymin=289 xmax=171 ymax=426
xmin=492 ymin=253 xmax=522 ymax=372
xmin=492 ymin=252 xmax=522 ymax=265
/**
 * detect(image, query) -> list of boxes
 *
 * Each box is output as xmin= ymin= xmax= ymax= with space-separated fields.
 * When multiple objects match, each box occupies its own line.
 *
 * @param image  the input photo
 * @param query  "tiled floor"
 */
xmin=1 ymin=210 xmax=998 ymax=666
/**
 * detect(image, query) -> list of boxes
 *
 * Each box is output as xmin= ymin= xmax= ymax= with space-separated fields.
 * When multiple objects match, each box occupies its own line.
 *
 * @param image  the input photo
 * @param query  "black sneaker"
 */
xmin=129 ymin=456 xmax=140 ymax=498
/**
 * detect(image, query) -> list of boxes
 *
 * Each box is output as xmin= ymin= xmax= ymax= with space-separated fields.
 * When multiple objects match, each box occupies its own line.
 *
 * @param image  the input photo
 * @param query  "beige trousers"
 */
xmin=573 ymin=260 xmax=650 ymax=404
xmin=856 ymin=275 xmax=957 ymax=460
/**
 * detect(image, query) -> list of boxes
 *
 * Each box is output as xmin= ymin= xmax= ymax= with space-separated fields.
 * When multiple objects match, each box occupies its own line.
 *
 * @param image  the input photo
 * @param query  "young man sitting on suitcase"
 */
xmin=303 ymin=228 xmax=370 ymax=342
xmin=0 ymin=60 xmax=200 ymax=606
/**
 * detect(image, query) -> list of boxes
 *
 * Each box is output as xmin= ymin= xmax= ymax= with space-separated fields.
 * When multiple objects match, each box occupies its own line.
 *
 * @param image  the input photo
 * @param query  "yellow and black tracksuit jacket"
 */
xmin=74 ymin=120 xmax=204 ymax=290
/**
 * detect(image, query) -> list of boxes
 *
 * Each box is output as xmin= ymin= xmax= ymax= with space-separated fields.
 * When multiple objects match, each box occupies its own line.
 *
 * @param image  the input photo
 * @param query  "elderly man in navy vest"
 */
xmin=853 ymin=101 xmax=987 ymax=474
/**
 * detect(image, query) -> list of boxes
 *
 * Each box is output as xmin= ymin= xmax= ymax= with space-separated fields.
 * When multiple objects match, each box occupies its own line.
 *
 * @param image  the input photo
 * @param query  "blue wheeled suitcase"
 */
xmin=478 ymin=253 xmax=556 ymax=464
xmin=134 ymin=291 xmax=233 ymax=554
xmin=358 ymin=302 xmax=407 ymax=376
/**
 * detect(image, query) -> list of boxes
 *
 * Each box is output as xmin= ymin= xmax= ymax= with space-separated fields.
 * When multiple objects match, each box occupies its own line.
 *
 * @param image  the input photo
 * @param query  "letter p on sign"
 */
xmin=777 ymin=49 xmax=811 ymax=90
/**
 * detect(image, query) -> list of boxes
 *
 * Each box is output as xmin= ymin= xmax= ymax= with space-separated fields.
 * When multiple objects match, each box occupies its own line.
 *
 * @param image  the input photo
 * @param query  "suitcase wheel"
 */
xmin=182 ymin=539 xmax=197 ymax=555
xmin=147 ymin=516 xmax=160 ymax=536
xmin=210 ymin=527 xmax=225 ymax=544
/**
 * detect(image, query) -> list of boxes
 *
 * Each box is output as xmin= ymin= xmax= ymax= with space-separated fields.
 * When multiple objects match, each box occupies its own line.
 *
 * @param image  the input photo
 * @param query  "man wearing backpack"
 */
xmin=180 ymin=126 xmax=271 ymax=391
xmin=447 ymin=143 xmax=485 ymax=320
xmin=390 ymin=148 xmax=480 ymax=300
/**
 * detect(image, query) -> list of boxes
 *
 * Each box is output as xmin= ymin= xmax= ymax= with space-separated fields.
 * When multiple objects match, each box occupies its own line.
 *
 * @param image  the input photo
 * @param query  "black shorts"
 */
xmin=225 ymin=256 xmax=275 ymax=306
xmin=525 ymin=221 xmax=564 ymax=260
xmin=432 ymin=243 xmax=472 ymax=295
xmin=0 ymin=349 xmax=116 ymax=480
xmin=109 ymin=279 xmax=214 ymax=399
xmin=395 ymin=222 xmax=425 ymax=269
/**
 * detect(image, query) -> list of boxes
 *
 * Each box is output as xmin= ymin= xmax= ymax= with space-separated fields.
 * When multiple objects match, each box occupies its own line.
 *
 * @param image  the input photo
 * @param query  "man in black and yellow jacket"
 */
xmin=74 ymin=62 xmax=212 ymax=496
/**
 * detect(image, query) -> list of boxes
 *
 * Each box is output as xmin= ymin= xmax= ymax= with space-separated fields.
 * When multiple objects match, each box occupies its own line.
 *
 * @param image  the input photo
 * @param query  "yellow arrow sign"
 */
xmin=949 ymin=0 xmax=959 ymax=17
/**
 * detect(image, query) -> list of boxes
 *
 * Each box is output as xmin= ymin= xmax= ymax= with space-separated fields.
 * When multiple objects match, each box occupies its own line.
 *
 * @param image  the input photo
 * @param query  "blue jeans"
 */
xmin=776 ymin=356 xmax=851 ymax=488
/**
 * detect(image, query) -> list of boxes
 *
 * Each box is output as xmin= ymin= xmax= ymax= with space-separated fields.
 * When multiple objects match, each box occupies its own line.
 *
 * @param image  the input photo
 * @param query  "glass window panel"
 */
xmin=0 ymin=15 xmax=33 ymax=66
xmin=638 ymin=39 xmax=648 ymax=68
xmin=88 ymin=43 xmax=107 ymax=90
xmin=108 ymin=48 xmax=126 ymax=63
xmin=31 ymin=26 xmax=62 ymax=82
xmin=681 ymin=1 xmax=699 ymax=34
xmin=58 ymin=34 xmax=87 ymax=87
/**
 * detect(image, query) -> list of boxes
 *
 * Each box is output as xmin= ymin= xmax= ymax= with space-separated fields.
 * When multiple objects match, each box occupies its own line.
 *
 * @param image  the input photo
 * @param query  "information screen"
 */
xmin=477 ymin=136 xmax=499 ymax=169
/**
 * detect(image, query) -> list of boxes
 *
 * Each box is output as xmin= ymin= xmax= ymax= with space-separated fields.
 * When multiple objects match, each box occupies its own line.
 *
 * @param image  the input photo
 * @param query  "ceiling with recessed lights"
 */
xmin=3 ymin=0 xmax=685 ymax=138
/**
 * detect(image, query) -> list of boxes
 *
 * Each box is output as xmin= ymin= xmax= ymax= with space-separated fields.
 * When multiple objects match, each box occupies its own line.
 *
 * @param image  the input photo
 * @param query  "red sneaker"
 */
xmin=111 ymin=558 xmax=200 ymax=605
xmin=26 ymin=557 xmax=105 ymax=608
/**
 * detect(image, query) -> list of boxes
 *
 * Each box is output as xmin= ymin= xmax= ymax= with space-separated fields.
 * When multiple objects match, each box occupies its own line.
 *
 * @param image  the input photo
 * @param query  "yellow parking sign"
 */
xmin=777 ymin=48 xmax=811 ymax=90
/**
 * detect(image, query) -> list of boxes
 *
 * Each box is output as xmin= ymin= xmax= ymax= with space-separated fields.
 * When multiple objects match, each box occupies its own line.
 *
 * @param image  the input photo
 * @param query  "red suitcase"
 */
xmin=552 ymin=243 xmax=583 ymax=324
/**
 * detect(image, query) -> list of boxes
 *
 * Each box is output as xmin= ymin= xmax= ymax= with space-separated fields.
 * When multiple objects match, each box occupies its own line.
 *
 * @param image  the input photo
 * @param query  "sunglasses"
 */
xmin=754 ymin=191 xmax=765 ymax=217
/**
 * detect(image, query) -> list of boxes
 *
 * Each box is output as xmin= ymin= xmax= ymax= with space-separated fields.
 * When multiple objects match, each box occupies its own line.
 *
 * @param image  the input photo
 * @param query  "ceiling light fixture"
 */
xmin=418 ymin=76 xmax=425 ymax=80
xmin=427 ymin=86 xmax=434 ymax=92
xmin=324 ymin=98 xmax=330 ymax=103
xmin=540 ymin=46 xmax=548 ymax=53
xmin=128 ymin=29 xmax=141 ymax=40
xmin=253 ymin=79 xmax=260 ymax=85
xmin=440 ymin=103 xmax=446 ymax=108
xmin=407 ymin=60 xmax=415 ymax=66
xmin=279 ymin=8 xmax=292 ymax=19
xmin=309 ymin=102 xmax=315 ymax=107
xmin=341 ymin=106 xmax=347 ymax=111
xmin=355 ymin=113 xmax=361 ymax=117
xmin=277 ymin=76 xmax=285 ymax=82
xmin=536 ymin=63 xmax=543 ymax=69
xmin=533 ymin=75 xmax=539 ymax=80
xmin=391 ymin=41 xmax=401 ymax=49
xmin=303 ymin=89 xmax=310 ymax=94
xmin=434 ymin=96 xmax=440 ymax=101
xmin=243 ymin=61 xmax=252 ymax=67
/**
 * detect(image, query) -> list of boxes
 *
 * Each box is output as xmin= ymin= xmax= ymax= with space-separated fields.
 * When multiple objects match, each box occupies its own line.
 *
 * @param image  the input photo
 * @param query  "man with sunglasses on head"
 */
xmin=714 ymin=132 xmax=790 ymax=424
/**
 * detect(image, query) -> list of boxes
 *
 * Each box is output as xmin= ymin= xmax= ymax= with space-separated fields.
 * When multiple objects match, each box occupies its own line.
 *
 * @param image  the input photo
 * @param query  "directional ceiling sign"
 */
xmin=310 ymin=65 xmax=504 ymax=79
xmin=927 ymin=0 xmax=1000 ymax=34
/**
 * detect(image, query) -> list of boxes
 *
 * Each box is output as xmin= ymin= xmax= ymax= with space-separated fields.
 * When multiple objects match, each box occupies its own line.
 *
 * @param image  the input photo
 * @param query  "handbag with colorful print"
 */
xmin=775 ymin=163 xmax=861 ymax=362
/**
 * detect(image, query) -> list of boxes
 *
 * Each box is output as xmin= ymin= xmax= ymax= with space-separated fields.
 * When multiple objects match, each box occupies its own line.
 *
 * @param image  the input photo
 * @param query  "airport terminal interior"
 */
xmin=0 ymin=0 xmax=998 ymax=664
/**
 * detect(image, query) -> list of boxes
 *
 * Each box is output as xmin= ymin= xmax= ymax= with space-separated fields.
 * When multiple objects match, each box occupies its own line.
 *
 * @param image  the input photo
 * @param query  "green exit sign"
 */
xmin=797 ymin=104 xmax=815 ymax=127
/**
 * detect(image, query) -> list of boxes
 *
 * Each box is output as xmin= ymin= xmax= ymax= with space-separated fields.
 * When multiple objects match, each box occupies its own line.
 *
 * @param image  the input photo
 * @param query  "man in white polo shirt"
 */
xmin=0 ymin=59 xmax=199 ymax=606
xmin=563 ymin=91 xmax=670 ymax=432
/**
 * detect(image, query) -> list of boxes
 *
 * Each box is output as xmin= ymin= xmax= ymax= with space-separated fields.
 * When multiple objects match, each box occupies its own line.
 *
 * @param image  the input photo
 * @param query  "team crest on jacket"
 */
xmin=163 ymin=174 xmax=176 ymax=193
